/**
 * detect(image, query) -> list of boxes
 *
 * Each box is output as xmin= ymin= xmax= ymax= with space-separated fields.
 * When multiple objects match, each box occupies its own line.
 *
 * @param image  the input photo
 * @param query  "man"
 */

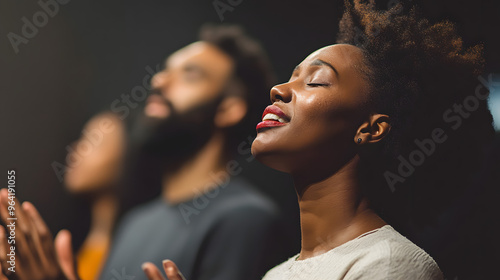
xmin=99 ymin=25 xmax=285 ymax=280
xmin=0 ymin=25 xmax=289 ymax=280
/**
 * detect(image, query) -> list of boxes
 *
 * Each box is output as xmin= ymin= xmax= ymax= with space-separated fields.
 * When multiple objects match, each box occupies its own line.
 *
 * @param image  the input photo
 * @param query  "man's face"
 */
xmin=145 ymin=41 xmax=234 ymax=119
xmin=132 ymin=41 xmax=234 ymax=161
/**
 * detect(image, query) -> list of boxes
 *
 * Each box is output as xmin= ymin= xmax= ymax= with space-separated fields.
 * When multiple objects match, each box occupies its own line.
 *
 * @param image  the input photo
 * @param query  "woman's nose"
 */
xmin=270 ymin=83 xmax=292 ymax=103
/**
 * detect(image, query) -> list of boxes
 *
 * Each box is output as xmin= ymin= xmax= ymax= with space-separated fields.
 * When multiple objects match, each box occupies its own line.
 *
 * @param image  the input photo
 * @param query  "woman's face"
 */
xmin=252 ymin=44 xmax=371 ymax=175
xmin=64 ymin=113 xmax=125 ymax=194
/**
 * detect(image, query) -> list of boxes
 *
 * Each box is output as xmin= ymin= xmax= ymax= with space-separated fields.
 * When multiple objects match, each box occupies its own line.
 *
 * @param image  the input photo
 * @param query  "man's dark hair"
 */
xmin=199 ymin=24 xmax=276 ymax=157
xmin=336 ymin=0 xmax=494 ymax=231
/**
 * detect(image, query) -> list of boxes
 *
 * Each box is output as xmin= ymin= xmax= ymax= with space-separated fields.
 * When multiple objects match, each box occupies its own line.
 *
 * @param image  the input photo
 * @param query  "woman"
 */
xmin=142 ymin=0 xmax=494 ymax=279
xmin=65 ymin=112 xmax=125 ymax=280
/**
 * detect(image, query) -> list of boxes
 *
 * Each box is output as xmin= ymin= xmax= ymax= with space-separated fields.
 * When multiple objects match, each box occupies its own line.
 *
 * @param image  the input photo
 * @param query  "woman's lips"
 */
xmin=256 ymin=105 xmax=289 ymax=131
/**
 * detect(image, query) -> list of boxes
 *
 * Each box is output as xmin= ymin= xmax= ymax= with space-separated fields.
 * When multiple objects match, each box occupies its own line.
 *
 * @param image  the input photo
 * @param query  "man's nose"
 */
xmin=151 ymin=71 xmax=170 ymax=90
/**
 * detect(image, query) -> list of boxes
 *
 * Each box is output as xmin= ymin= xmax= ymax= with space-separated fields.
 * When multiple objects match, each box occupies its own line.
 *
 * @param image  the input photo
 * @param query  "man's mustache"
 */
xmin=147 ymin=89 xmax=175 ymax=115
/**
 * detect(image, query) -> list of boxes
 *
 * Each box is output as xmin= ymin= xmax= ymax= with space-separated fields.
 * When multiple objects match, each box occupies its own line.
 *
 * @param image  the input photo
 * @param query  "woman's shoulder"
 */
xmin=261 ymin=254 xmax=298 ymax=280
xmin=262 ymin=225 xmax=444 ymax=280
xmin=342 ymin=225 xmax=444 ymax=279
xmin=364 ymin=225 xmax=439 ymax=263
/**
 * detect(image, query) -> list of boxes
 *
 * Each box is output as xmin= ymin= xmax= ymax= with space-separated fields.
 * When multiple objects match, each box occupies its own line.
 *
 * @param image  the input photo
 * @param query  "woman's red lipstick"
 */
xmin=256 ymin=105 xmax=289 ymax=131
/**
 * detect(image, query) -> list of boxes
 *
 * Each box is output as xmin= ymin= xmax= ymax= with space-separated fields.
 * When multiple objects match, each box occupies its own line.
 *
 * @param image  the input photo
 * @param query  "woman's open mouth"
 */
xmin=256 ymin=105 xmax=289 ymax=131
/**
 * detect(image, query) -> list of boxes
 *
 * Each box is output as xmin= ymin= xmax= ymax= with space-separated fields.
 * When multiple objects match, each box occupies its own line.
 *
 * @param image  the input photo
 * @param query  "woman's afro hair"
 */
xmin=337 ymin=0 xmax=494 ymax=231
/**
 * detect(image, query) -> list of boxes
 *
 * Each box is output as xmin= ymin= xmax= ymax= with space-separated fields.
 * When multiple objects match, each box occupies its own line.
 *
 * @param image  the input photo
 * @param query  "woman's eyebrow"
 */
xmin=310 ymin=59 xmax=339 ymax=77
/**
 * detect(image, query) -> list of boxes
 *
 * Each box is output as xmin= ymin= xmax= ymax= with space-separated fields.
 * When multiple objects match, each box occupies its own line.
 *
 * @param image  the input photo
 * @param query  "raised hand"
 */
xmin=0 ymin=189 xmax=79 ymax=280
xmin=142 ymin=259 xmax=186 ymax=280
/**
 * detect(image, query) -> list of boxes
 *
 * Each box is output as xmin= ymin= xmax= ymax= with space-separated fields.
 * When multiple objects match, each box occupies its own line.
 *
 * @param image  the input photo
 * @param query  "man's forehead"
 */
xmin=165 ymin=41 xmax=231 ymax=68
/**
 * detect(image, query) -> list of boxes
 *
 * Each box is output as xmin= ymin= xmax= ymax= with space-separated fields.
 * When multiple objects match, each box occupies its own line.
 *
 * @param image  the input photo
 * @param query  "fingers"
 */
xmin=142 ymin=262 xmax=166 ymax=280
xmin=162 ymin=260 xmax=186 ymax=280
xmin=0 ymin=188 xmax=40 ymax=278
xmin=0 ymin=189 xmax=39 ymax=270
xmin=22 ymin=202 xmax=56 ymax=258
xmin=55 ymin=230 xmax=78 ymax=280
xmin=0 ymin=227 xmax=10 ymax=277
xmin=141 ymin=260 xmax=186 ymax=280
xmin=0 ymin=224 xmax=28 ymax=280
xmin=0 ymin=191 xmax=75 ymax=280
xmin=22 ymin=201 xmax=60 ymax=277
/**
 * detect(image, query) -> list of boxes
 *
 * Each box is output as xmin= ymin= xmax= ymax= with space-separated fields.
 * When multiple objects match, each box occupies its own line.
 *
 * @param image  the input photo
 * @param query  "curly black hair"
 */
xmin=336 ymin=0 xmax=494 ymax=232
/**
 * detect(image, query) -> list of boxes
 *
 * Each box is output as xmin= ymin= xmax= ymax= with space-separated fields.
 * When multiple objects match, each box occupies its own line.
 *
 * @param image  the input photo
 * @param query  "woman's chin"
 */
xmin=252 ymin=146 xmax=290 ymax=173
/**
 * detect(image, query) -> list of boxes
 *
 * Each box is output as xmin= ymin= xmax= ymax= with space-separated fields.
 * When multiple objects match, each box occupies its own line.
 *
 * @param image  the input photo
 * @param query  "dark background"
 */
xmin=1 ymin=0 xmax=499 ymax=278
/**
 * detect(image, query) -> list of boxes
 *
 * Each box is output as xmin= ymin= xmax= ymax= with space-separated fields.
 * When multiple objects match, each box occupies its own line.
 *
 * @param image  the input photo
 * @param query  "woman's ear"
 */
xmin=354 ymin=114 xmax=391 ymax=144
xmin=214 ymin=96 xmax=248 ymax=128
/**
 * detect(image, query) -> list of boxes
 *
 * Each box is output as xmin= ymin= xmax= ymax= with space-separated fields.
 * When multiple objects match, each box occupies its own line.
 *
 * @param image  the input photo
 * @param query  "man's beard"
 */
xmin=130 ymin=94 xmax=222 ymax=168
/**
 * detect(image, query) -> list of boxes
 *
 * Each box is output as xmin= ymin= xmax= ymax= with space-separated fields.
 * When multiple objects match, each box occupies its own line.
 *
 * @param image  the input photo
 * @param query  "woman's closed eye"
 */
xmin=307 ymin=82 xmax=330 ymax=87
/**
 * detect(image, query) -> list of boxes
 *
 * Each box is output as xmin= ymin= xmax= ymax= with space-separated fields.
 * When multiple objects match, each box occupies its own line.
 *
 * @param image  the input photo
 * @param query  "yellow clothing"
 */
xmin=77 ymin=242 xmax=108 ymax=280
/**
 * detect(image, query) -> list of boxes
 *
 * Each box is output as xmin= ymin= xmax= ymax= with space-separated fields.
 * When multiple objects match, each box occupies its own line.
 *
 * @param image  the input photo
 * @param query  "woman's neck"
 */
xmin=293 ymin=156 xmax=387 ymax=260
xmin=86 ymin=192 xmax=118 ymax=243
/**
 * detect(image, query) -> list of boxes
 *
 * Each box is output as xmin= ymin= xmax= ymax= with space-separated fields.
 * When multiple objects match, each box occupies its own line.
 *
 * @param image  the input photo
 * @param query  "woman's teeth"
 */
xmin=263 ymin=113 xmax=286 ymax=123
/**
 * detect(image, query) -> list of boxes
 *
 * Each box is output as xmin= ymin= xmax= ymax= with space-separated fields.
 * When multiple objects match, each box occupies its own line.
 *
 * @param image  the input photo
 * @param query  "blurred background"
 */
xmin=0 ymin=0 xmax=499 ymax=278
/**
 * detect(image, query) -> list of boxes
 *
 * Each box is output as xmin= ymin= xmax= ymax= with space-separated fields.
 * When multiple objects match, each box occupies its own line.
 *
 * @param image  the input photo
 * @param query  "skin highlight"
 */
xmin=0 ymin=40 xmax=248 ymax=280
xmin=145 ymin=41 xmax=248 ymax=204
xmin=252 ymin=44 xmax=391 ymax=260
xmin=64 ymin=112 xmax=125 ymax=280
xmin=145 ymin=41 xmax=234 ymax=119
